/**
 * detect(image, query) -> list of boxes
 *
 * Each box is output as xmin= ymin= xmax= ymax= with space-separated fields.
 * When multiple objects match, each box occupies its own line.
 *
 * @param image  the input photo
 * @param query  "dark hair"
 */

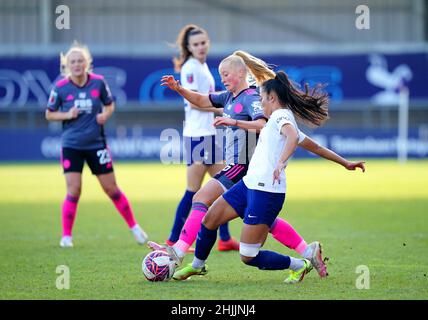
xmin=172 ymin=24 xmax=208 ymax=72
xmin=261 ymin=71 xmax=329 ymax=127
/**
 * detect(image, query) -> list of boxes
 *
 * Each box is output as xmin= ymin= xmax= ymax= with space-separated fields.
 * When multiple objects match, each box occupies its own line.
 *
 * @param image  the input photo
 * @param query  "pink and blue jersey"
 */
xmin=209 ymin=87 xmax=265 ymax=164
xmin=47 ymin=73 xmax=114 ymax=150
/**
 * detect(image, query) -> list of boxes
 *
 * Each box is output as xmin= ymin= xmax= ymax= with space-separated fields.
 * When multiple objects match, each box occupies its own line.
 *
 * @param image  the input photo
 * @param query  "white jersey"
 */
xmin=180 ymin=57 xmax=216 ymax=137
xmin=243 ymin=108 xmax=306 ymax=193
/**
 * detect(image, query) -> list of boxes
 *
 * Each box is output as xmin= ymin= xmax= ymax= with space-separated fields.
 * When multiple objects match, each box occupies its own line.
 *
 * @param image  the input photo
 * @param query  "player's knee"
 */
xmin=240 ymin=255 xmax=254 ymax=264
xmin=202 ymin=210 xmax=220 ymax=229
xmin=187 ymin=179 xmax=202 ymax=193
xmin=239 ymin=242 xmax=261 ymax=265
xmin=192 ymin=190 xmax=207 ymax=204
xmin=192 ymin=189 xmax=215 ymax=206
xmin=67 ymin=185 xmax=81 ymax=198
xmin=103 ymin=184 xmax=119 ymax=198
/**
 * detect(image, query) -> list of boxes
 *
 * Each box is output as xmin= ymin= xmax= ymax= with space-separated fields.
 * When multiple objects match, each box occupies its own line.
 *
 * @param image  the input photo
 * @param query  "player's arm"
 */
xmin=190 ymin=103 xmax=223 ymax=114
xmin=45 ymin=107 xmax=79 ymax=121
xmin=96 ymin=102 xmax=115 ymax=125
xmin=161 ymin=75 xmax=213 ymax=108
xmin=213 ymin=117 xmax=266 ymax=132
xmin=273 ymin=124 xmax=299 ymax=185
xmin=187 ymin=90 xmax=223 ymax=114
xmin=299 ymin=135 xmax=365 ymax=172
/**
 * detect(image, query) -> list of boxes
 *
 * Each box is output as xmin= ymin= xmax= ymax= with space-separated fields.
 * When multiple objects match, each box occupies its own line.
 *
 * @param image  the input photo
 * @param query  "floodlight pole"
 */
xmin=40 ymin=0 xmax=52 ymax=46
xmin=397 ymin=86 xmax=409 ymax=164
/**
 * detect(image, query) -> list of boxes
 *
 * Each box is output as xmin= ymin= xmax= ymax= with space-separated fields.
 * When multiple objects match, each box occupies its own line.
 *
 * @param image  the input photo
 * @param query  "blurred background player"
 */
xmin=165 ymin=25 xmax=239 ymax=251
xmin=45 ymin=42 xmax=148 ymax=248
xmin=173 ymin=71 xmax=362 ymax=283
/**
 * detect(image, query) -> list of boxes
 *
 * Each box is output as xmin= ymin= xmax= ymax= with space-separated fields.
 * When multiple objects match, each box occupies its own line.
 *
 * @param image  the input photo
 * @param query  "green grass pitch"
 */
xmin=0 ymin=160 xmax=427 ymax=299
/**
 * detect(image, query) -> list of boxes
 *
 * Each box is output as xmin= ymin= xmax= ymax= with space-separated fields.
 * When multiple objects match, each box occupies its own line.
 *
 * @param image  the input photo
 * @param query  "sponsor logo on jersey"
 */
xmin=186 ymin=73 xmax=194 ymax=84
xmin=75 ymin=99 xmax=93 ymax=113
xmin=258 ymin=182 xmax=265 ymax=187
xmin=276 ymin=116 xmax=290 ymax=124
xmin=251 ymin=101 xmax=263 ymax=112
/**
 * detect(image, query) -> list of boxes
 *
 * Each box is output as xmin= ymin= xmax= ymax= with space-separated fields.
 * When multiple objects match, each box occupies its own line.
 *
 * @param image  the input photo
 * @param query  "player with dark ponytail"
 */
xmin=172 ymin=71 xmax=364 ymax=283
xmin=266 ymin=71 xmax=329 ymax=127
xmin=152 ymin=51 xmax=364 ymax=281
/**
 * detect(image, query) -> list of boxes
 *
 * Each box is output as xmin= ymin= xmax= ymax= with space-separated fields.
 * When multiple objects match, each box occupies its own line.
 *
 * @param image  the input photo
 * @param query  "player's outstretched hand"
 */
xmin=213 ymin=117 xmax=236 ymax=127
xmin=161 ymin=75 xmax=181 ymax=91
xmin=345 ymin=161 xmax=366 ymax=172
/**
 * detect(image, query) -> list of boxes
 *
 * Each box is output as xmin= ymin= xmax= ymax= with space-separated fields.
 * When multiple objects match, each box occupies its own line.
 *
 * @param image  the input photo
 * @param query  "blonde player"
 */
xmin=165 ymin=25 xmax=239 ymax=251
xmin=46 ymin=42 xmax=148 ymax=247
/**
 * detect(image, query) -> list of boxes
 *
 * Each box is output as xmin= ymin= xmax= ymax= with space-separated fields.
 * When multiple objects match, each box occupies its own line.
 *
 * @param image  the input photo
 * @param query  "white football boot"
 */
xmin=131 ymin=225 xmax=148 ymax=245
xmin=60 ymin=236 xmax=73 ymax=248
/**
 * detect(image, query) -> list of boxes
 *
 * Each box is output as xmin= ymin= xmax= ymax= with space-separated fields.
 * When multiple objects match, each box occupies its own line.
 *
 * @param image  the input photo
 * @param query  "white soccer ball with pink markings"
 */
xmin=142 ymin=250 xmax=176 ymax=282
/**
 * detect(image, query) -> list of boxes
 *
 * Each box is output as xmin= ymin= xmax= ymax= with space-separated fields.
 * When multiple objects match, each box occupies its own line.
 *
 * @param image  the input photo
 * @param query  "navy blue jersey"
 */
xmin=209 ymin=87 xmax=265 ymax=164
xmin=47 ymin=73 xmax=114 ymax=150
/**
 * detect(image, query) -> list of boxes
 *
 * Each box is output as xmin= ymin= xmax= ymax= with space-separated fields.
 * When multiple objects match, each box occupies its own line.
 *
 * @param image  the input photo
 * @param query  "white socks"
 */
xmin=192 ymin=257 xmax=206 ymax=269
xmin=301 ymin=245 xmax=314 ymax=260
xmin=289 ymin=257 xmax=305 ymax=271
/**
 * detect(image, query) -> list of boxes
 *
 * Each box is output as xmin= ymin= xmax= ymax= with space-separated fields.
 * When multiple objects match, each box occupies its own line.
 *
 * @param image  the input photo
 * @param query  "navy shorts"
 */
xmin=61 ymin=147 xmax=114 ymax=175
xmin=223 ymin=180 xmax=285 ymax=227
xmin=214 ymin=163 xmax=248 ymax=190
xmin=184 ymin=135 xmax=224 ymax=166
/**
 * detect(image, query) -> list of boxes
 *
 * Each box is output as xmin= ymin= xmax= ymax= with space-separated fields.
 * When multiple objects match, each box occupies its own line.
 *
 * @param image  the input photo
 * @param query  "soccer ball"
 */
xmin=142 ymin=250 xmax=176 ymax=282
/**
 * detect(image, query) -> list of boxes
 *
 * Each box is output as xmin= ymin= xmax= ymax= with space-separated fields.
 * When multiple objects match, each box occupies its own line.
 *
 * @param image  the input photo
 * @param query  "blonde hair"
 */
xmin=220 ymin=51 xmax=275 ymax=86
xmin=60 ymin=41 xmax=93 ymax=77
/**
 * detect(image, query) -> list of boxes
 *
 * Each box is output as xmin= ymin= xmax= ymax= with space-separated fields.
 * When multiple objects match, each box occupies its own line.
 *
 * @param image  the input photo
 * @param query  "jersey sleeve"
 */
xmin=180 ymin=63 xmax=199 ymax=91
xmin=100 ymin=79 xmax=114 ymax=105
xmin=245 ymin=95 xmax=265 ymax=120
xmin=208 ymin=91 xmax=229 ymax=109
xmin=46 ymin=85 xmax=61 ymax=111
xmin=275 ymin=111 xmax=306 ymax=143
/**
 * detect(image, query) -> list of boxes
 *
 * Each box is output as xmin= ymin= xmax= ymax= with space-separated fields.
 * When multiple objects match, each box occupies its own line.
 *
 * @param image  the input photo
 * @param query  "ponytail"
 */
xmin=219 ymin=51 xmax=328 ymax=126
xmin=232 ymin=51 xmax=275 ymax=86
xmin=263 ymin=71 xmax=329 ymax=127
xmin=172 ymin=24 xmax=208 ymax=72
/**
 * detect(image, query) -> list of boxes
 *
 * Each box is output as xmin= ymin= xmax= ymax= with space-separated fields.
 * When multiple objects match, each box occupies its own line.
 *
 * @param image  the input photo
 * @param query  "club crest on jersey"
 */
xmin=48 ymin=90 xmax=58 ymax=104
xmin=186 ymin=74 xmax=194 ymax=84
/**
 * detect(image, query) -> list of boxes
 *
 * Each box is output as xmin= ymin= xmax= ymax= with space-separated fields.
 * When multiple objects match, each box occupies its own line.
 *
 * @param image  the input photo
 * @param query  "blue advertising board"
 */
xmin=0 ymin=52 xmax=426 ymax=109
xmin=1 ymin=127 xmax=427 ymax=162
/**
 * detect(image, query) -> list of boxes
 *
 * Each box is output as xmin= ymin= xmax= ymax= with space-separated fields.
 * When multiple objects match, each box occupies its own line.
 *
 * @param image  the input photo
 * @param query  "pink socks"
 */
xmin=110 ymin=190 xmax=137 ymax=228
xmin=270 ymin=218 xmax=308 ymax=255
xmin=174 ymin=202 xmax=207 ymax=253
